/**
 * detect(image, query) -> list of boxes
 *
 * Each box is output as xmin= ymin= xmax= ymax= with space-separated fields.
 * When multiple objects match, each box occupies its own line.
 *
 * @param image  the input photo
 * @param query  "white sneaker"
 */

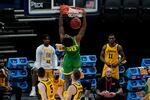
xmin=29 ymin=90 xmax=37 ymax=96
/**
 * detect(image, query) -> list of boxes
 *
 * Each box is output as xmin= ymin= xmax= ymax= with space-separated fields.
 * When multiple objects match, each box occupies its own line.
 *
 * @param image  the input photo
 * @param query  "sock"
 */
xmin=84 ymin=96 xmax=89 ymax=100
xmin=32 ymin=86 xmax=36 ymax=91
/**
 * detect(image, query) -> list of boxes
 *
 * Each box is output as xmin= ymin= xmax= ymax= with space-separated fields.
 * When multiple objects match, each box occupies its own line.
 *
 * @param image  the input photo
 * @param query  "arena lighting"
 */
xmin=14 ymin=14 xmax=24 ymax=18
xmin=0 ymin=50 xmax=17 ymax=54
xmin=0 ymin=22 xmax=5 ymax=25
xmin=0 ymin=46 xmax=14 ymax=49
xmin=17 ymin=18 xmax=56 ymax=22
xmin=0 ymin=21 xmax=5 ymax=30
xmin=0 ymin=34 xmax=37 ymax=38
xmin=14 ymin=10 xmax=24 ymax=13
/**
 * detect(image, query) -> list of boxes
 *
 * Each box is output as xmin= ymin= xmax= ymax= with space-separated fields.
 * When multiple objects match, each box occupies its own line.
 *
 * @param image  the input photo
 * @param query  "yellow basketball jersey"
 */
xmin=40 ymin=78 xmax=55 ymax=100
xmin=53 ymin=78 xmax=64 ymax=97
xmin=63 ymin=83 xmax=83 ymax=100
xmin=105 ymin=43 xmax=119 ymax=64
xmin=0 ymin=77 xmax=6 ymax=86
xmin=72 ymin=83 xmax=83 ymax=100
xmin=0 ymin=68 xmax=7 ymax=86
xmin=102 ymin=43 xmax=119 ymax=79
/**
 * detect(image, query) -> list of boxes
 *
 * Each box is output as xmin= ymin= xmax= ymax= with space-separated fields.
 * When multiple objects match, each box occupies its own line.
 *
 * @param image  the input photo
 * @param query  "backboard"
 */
xmin=24 ymin=0 xmax=99 ymax=16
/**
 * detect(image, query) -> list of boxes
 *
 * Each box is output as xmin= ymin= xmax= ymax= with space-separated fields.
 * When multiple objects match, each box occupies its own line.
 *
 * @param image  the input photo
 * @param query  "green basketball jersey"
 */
xmin=64 ymin=37 xmax=80 ymax=56
xmin=63 ymin=37 xmax=81 ymax=74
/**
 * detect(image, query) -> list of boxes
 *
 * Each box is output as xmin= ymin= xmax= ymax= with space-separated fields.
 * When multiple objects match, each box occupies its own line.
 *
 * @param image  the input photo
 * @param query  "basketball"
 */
xmin=70 ymin=17 xmax=81 ymax=29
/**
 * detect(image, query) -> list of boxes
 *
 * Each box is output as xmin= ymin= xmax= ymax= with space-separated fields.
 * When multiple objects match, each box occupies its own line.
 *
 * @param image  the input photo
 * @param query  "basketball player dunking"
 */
xmin=56 ymin=9 xmax=86 ymax=91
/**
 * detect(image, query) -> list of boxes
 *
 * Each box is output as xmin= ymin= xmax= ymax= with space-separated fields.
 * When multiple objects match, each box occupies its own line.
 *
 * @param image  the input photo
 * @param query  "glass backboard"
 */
xmin=25 ymin=0 xmax=99 ymax=16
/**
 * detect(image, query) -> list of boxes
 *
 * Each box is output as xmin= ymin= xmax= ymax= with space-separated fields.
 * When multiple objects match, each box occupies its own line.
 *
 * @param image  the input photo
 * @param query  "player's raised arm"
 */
xmin=76 ymin=9 xmax=87 ymax=45
xmin=59 ymin=14 xmax=65 ymax=42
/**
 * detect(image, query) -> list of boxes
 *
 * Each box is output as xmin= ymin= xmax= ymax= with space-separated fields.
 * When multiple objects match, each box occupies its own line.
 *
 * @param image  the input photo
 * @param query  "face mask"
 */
xmin=54 ymin=75 xmax=59 ymax=80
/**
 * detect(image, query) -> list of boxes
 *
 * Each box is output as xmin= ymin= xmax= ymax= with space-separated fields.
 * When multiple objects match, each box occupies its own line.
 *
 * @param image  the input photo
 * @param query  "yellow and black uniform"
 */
xmin=102 ymin=43 xmax=119 ymax=79
xmin=39 ymin=78 xmax=55 ymax=100
xmin=0 ymin=75 xmax=6 ymax=86
xmin=0 ymin=68 xmax=8 ymax=86
xmin=45 ymin=69 xmax=53 ymax=78
xmin=64 ymin=83 xmax=83 ymax=100
xmin=0 ymin=67 xmax=22 ymax=100
xmin=53 ymin=78 xmax=64 ymax=99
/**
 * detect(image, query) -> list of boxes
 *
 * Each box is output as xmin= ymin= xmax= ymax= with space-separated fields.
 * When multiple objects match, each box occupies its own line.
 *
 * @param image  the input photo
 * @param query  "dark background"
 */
xmin=15 ymin=20 xmax=150 ymax=73
xmin=0 ymin=0 xmax=150 ymax=74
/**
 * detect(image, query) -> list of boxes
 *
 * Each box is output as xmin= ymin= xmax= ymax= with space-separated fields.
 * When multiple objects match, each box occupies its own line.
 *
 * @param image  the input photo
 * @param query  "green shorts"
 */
xmin=63 ymin=55 xmax=81 ymax=75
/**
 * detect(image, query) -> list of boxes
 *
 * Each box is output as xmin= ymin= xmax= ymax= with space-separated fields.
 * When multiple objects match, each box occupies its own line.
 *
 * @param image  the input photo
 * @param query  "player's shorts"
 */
xmin=63 ymin=55 xmax=81 ymax=75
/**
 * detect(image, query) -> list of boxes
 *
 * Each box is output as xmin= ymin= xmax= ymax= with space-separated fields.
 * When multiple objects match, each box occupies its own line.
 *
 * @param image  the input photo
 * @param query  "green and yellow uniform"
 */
xmin=63 ymin=37 xmax=81 ymax=75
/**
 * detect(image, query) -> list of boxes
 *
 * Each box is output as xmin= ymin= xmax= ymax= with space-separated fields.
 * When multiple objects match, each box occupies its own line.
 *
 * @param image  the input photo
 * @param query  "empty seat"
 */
xmin=3 ymin=92 xmax=12 ymax=100
xmin=141 ymin=0 xmax=150 ymax=22
xmin=142 ymin=0 xmax=150 ymax=7
xmin=0 ymin=8 xmax=15 ymax=23
xmin=102 ymin=0 xmax=122 ymax=23
xmin=122 ymin=0 xmax=140 ymax=23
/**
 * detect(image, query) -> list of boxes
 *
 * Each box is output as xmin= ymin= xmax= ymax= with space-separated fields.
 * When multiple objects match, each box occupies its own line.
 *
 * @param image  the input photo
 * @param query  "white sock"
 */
xmin=84 ymin=97 xmax=89 ymax=100
xmin=32 ymin=86 xmax=36 ymax=91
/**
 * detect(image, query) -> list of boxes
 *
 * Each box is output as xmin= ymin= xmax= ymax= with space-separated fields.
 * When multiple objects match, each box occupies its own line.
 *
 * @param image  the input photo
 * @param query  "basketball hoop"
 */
xmin=60 ymin=5 xmax=83 ymax=18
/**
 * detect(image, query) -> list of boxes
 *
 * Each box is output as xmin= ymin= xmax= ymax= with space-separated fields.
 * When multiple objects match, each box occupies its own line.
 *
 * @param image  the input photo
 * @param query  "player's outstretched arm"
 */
xmin=59 ymin=14 xmax=65 ymax=43
xmin=76 ymin=9 xmax=87 ymax=45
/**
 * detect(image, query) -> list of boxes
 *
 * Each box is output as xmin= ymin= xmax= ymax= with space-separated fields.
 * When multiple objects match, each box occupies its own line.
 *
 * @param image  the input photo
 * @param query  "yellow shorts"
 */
xmin=102 ymin=64 xmax=119 ymax=79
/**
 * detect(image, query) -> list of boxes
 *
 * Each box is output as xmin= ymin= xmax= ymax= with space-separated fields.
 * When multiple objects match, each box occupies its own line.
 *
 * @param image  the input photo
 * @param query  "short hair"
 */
xmin=53 ymin=69 xmax=59 ymax=74
xmin=42 ymin=34 xmax=50 ymax=40
xmin=38 ymin=67 xmax=45 ymax=78
xmin=108 ymin=33 xmax=115 ymax=37
xmin=62 ymin=37 xmax=73 ymax=47
xmin=72 ymin=69 xmax=81 ymax=81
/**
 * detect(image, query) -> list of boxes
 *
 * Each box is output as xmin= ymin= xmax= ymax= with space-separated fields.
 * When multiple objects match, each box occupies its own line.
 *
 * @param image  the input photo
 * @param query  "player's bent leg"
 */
xmin=64 ymin=74 xmax=71 ymax=91
xmin=81 ymin=81 xmax=92 ymax=100
xmin=63 ymin=60 xmax=73 ymax=90
xmin=72 ymin=60 xmax=81 ymax=71
xmin=30 ymin=67 xmax=38 ymax=96
xmin=11 ymin=86 xmax=22 ymax=100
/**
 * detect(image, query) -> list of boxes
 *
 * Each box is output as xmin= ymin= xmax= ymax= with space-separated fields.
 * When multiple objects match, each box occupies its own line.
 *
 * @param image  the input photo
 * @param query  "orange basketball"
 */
xmin=70 ymin=17 xmax=81 ymax=29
